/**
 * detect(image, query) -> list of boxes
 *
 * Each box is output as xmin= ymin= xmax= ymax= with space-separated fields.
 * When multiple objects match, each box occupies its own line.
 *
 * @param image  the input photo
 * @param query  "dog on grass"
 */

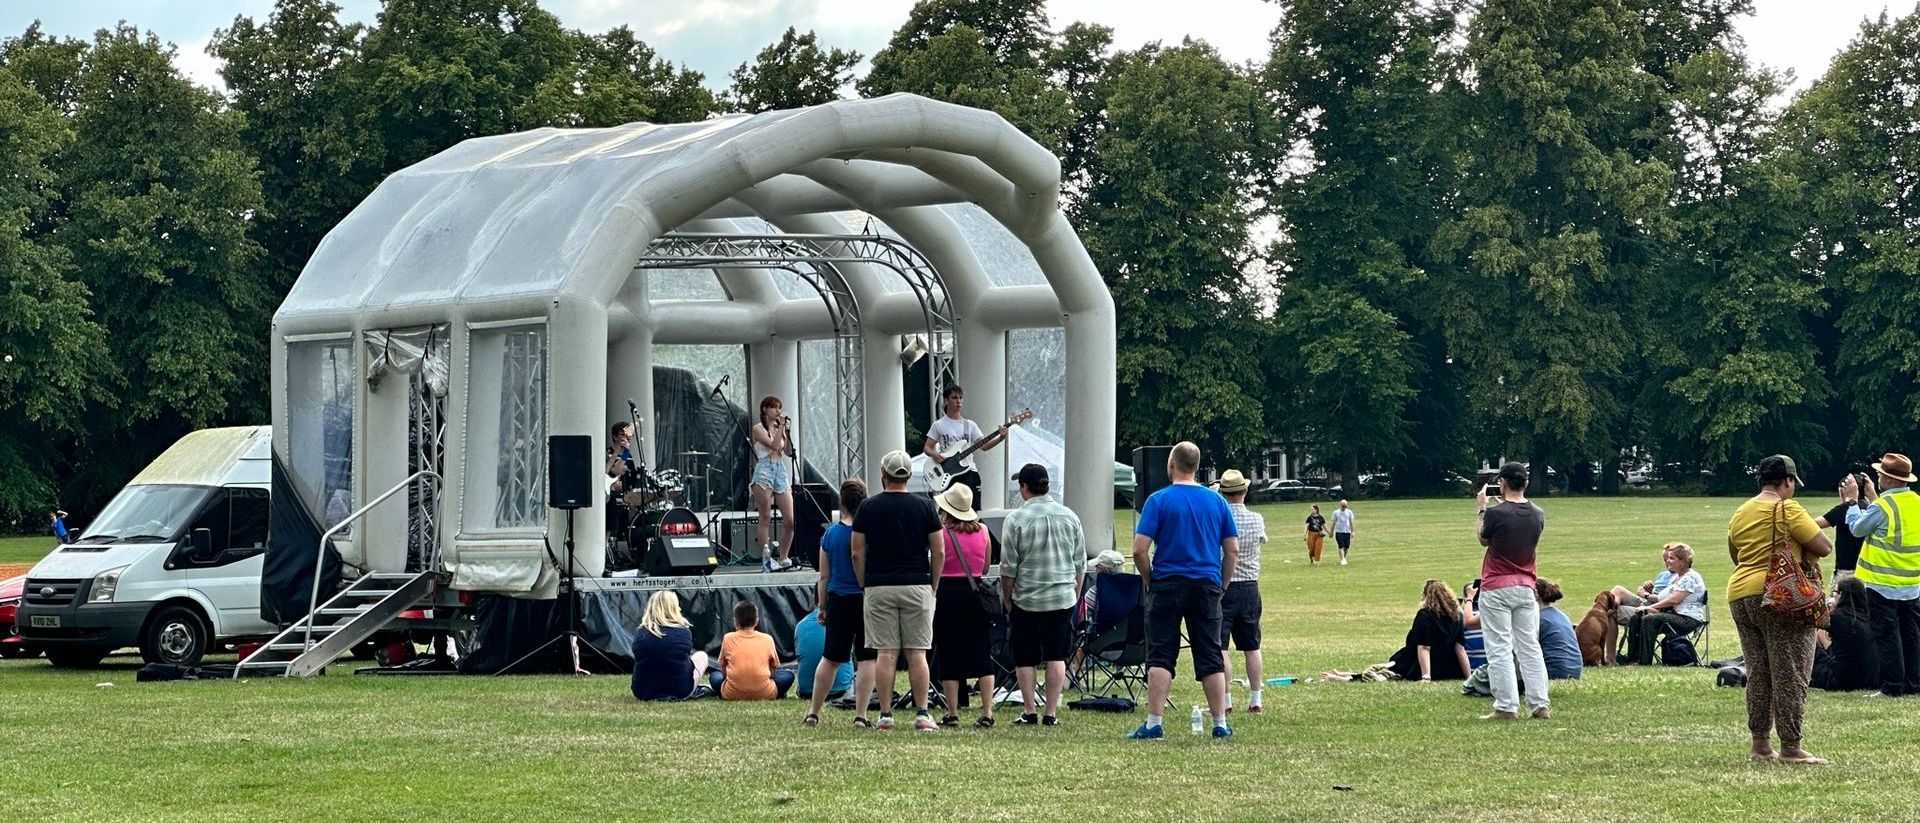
xmin=1577 ymin=592 xmax=1618 ymax=666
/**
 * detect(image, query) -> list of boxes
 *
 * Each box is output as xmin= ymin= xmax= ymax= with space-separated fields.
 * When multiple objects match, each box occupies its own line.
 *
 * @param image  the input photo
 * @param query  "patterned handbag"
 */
xmin=1761 ymin=501 xmax=1827 ymax=623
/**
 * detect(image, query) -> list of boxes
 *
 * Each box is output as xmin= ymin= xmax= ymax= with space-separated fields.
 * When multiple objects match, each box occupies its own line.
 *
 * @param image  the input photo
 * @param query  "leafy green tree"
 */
xmin=1781 ymin=9 xmax=1920 ymax=455
xmin=727 ymin=27 xmax=860 ymax=113
xmin=1265 ymin=0 xmax=1466 ymax=489
xmin=0 ymin=23 xmax=85 ymax=112
xmin=1080 ymin=42 xmax=1276 ymax=461
xmin=537 ymin=26 xmax=715 ymax=127
xmin=51 ymin=25 xmax=267 ymax=501
xmin=1046 ymin=21 xmax=1113 ymax=209
xmin=213 ymin=0 xmax=381 ymax=300
xmin=860 ymin=0 xmax=1070 ymax=153
xmin=1434 ymin=0 xmax=1673 ymax=488
xmin=0 ymin=64 xmax=112 ymax=520
xmin=863 ymin=0 xmax=1052 ymax=74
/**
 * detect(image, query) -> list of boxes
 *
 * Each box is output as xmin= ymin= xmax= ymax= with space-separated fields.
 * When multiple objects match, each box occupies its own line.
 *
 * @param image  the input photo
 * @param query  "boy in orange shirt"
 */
xmin=710 ymin=600 xmax=794 ymax=700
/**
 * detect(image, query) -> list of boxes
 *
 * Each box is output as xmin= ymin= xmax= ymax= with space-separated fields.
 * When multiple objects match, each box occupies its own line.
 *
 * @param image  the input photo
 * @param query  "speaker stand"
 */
xmin=495 ymin=510 xmax=620 ymax=676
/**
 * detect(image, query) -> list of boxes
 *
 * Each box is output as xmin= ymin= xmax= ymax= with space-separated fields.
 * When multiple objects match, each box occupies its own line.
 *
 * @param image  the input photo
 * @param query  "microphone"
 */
xmin=710 ymin=374 xmax=729 ymax=401
xmin=627 ymin=397 xmax=637 ymax=412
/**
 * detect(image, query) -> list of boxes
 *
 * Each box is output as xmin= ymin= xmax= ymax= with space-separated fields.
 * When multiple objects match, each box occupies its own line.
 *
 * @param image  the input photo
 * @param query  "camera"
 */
xmin=1483 ymin=483 xmax=1500 ymax=498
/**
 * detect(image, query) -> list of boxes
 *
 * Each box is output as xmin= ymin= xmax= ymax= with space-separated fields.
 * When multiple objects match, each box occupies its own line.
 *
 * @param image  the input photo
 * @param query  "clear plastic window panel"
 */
xmin=1006 ymin=327 xmax=1069 ymax=507
xmin=798 ymin=339 xmax=843 ymax=482
xmin=646 ymin=267 xmax=728 ymax=301
xmin=286 ymin=339 xmax=355 ymax=530
xmin=939 ymin=203 xmax=1048 ymax=287
xmin=464 ymin=324 xmax=548 ymax=532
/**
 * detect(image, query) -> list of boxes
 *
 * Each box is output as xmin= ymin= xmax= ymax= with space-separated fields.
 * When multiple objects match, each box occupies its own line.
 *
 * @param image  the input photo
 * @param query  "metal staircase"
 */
xmin=235 ymin=571 xmax=442 ymax=678
xmin=236 ymin=469 xmax=451 ymax=678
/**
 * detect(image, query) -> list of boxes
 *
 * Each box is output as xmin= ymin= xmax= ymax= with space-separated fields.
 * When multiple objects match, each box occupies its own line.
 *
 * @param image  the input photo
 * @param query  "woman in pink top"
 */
xmin=932 ymin=483 xmax=996 ymax=728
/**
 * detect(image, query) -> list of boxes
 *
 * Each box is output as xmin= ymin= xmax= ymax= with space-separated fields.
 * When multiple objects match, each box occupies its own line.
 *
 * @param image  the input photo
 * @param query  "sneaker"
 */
xmin=1212 ymin=724 xmax=1233 ymax=739
xmin=1125 ymin=723 xmax=1164 ymax=740
xmin=1529 ymin=706 xmax=1552 ymax=720
xmin=1340 ymin=558 xmax=1349 ymax=566
xmin=1012 ymin=713 xmax=1040 ymax=725
xmin=913 ymin=714 xmax=940 ymax=732
xmin=1480 ymin=710 xmax=1519 ymax=721
xmin=876 ymin=714 xmax=895 ymax=731
xmin=1041 ymin=715 xmax=1060 ymax=727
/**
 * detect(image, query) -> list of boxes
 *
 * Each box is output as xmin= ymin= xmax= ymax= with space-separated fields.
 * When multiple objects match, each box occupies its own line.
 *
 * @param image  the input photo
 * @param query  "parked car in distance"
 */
xmin=0 ymin=575 xmax=35 ymax=658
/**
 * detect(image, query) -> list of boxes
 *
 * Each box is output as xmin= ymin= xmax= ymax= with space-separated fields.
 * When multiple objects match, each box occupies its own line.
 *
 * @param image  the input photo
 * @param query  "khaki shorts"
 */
xmin=864 ymin=584 xmax=935 ymax=650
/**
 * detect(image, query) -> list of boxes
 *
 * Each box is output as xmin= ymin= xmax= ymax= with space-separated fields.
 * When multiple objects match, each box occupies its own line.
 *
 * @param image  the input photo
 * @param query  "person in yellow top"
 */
xmin=1725 ymin=455 xmax=1832 ymax=765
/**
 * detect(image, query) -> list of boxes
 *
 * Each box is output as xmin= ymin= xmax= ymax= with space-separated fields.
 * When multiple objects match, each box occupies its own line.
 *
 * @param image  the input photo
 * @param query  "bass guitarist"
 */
xmin=923 ymin=384 xmax=1008 ymax=508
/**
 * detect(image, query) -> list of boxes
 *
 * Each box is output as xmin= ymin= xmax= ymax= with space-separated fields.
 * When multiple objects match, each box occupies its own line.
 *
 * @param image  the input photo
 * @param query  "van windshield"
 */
xmin=81 ymin=485 xmax=216 ymax=543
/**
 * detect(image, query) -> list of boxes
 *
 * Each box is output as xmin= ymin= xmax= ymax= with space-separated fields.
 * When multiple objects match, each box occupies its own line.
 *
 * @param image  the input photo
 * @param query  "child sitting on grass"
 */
xmin=710 ymin=600 xmax=794 ymax=700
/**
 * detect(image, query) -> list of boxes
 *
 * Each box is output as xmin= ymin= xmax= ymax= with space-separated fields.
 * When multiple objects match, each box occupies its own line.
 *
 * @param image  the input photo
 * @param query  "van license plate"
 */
xmin=29 ymin=616 xmax=59 ymax=628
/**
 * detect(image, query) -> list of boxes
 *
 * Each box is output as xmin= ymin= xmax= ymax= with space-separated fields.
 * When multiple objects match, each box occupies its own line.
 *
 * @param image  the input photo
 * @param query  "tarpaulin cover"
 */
xmin=651 ymin=366 xmax=830 ymax=509
xmin=261 ymin=452 xmax=337 ymax=627
xmin=459 ymin=579 xmax=814 ymax=673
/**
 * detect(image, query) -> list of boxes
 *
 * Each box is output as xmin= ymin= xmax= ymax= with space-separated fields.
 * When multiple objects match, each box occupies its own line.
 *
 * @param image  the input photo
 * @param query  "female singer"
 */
xmin=751 ymin=396 xmax=798 ymax=571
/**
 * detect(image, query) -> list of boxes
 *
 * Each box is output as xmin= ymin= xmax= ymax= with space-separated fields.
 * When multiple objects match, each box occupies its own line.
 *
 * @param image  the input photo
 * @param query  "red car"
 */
xmin=0 ymin=575 xmax=36 ymax=658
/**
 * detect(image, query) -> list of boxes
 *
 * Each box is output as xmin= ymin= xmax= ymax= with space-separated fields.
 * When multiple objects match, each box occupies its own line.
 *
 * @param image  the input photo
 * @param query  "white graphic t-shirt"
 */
xmin=927 ymin=416 xmax=986 ymax=470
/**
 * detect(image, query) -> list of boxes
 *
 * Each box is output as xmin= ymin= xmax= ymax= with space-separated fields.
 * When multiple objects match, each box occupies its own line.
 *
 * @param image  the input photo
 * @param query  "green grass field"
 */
xmin=0 ymin=534 xmax=56 ymax=566
xmin=2 ymin=496 xmax=1910 ymax=822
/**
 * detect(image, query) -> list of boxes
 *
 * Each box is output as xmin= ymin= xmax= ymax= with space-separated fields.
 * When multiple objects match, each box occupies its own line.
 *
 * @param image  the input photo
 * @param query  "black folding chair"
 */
xmin=1069 ymin=572 xmax=1150 ymax=701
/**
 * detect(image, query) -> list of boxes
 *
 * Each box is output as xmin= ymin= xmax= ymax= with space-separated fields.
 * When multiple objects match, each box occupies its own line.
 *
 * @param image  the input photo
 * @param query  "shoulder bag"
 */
xmin=947 ymin=528 xmax=1005 ymax=624
xmin=1762 ymin=500 xmax=1827 ymax=623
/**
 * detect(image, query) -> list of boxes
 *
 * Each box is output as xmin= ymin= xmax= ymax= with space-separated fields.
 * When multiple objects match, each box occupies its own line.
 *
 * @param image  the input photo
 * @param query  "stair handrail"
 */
xmin=306 ymin=470 xmax=442 ymax=652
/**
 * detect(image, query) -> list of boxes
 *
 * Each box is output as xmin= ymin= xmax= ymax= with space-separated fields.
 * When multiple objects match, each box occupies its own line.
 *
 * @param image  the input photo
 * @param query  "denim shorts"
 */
xmin=751 ymin=458 xmax=791 ymax=494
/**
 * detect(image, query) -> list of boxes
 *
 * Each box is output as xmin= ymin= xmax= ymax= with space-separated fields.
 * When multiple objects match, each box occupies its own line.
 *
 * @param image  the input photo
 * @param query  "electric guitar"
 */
xmin=926 ymin=409 xmax=1034 ymax=492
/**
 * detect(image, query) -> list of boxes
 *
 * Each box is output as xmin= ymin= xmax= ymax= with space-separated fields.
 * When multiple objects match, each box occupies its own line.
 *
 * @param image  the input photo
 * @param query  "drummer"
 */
xmin=751 ymin=396 xmax=799 ymax=572
xmin=607 ymin=422 xmax=636 ymax=493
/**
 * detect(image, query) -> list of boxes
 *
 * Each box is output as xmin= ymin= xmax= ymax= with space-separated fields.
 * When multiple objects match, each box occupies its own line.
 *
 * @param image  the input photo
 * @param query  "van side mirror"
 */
xmin=190 ymin=528 xmax=216 ymax=562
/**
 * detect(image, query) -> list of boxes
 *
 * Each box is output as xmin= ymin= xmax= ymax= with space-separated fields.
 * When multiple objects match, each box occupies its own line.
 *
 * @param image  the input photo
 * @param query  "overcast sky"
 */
xmin=4 ymin=0 xmax=1911 ymax=99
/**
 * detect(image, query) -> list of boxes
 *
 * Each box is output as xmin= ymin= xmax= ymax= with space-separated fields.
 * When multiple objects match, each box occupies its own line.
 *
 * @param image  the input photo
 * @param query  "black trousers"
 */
xmin=1625 ymin=611 xmax=1700 ymax=665
xmin=1867 ymin=589 xmax=1920 ymax=696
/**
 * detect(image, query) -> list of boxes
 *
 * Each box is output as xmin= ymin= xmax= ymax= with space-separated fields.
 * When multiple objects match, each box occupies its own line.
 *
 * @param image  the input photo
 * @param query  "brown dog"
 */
xmin=1577 ymin=592 xmax=1618 ymax=666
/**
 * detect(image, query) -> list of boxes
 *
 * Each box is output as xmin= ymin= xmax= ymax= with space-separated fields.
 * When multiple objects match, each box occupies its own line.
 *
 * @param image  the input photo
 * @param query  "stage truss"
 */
xmin=637 ymin=232 xmax=960 ymax=477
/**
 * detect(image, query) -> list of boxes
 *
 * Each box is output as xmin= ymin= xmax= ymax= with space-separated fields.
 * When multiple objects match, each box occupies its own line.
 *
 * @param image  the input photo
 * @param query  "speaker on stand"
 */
xmin=1132 ymin=445 xmax=1174 ymax=511
xmin=497 ymin=435 xmax=618 ymax=675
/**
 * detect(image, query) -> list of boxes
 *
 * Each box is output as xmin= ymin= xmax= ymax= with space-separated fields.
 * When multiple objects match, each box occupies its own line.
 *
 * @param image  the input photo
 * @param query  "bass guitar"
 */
xmin=926 ymin=409 xmax=1034 ymax=492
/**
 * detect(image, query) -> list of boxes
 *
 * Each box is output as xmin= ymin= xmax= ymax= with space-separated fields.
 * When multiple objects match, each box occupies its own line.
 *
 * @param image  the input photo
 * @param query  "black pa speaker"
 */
xmin=1133 ymin=445 xmax=1174 ymax=511
xmin=643 ymin=535 xmax=719 ymax=576
xmin=789 ymin=482 xmax=836 ymax=568
xmin=547 ymin=434 xmax=593 ymax=510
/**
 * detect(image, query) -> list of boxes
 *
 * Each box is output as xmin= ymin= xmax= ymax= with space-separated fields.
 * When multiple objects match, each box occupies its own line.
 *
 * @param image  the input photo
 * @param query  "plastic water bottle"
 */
xmin=1189 ymin=704 xmax=1205 ymax=735
xmin=1266 ymin=676 xmax=1297 ymax=686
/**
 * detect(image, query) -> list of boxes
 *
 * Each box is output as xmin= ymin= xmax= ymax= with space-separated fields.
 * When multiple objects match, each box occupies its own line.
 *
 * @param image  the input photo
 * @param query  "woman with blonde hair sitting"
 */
xmin=630 ymin=590 xmax=712 ymax=701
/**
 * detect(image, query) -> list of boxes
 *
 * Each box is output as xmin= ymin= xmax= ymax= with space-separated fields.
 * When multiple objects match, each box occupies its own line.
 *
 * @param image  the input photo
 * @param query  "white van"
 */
xmin=19 ymin=426 xmax=274 ymax=668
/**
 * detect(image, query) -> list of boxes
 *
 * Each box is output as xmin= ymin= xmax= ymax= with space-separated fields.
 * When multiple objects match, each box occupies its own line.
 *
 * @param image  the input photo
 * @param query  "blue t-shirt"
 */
xmin=1136 ymin=482 xmax=1237 ymax=584
xmin=822 ymin=522 xmax=861 ymax=596
xmin=51 ymin=516 xmax=67 ymax=539
xmin=1537 ymin=606 xmax=1583 ymax=680
xmin=793 ymin=610 xmax=853 ymax=697
xmin=630 ymin=625 xmax=695 ymax=701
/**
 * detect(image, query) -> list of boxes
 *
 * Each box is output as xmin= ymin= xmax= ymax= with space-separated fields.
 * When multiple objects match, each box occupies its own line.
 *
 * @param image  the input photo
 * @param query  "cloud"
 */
xmin=172 ymin=35 xmax=226 ymax=93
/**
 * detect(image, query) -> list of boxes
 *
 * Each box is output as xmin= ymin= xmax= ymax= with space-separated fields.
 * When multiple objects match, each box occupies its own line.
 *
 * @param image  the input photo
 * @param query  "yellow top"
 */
xmin=1726 ymin=496 xmax=1822 ymax=602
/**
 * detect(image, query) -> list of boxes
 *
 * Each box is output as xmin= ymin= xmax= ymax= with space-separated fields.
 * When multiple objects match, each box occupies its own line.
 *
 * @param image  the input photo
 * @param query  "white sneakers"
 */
xmin=762 ymin=556 xmax=796 ymax=572
xmin=1340 ymin=558 xmax=1349 ymax=566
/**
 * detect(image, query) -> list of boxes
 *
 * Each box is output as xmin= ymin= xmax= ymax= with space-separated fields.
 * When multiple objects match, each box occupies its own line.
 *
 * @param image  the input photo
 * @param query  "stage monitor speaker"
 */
xmin=644 ymin=535 xmax=719 ymax=576
xmin=1133 ymin=445 xmax=1174 ymax=511
xmin=548 ymin=435 xmax=594 ymax=510
xmin=789 ymin=483 xmax=835 ymax=569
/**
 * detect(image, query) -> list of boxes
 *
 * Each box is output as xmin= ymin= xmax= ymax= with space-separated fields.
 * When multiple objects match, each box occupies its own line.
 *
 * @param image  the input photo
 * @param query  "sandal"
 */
xmin=852 ymin=716 xmax=872 ymax=729
xmin=939 ymin=714 xmax=961 ymax=728
xmin=1779 ymin=753 xmax=1829 ymax=765
xmin=975 ymin=715 xmax=995 ymax=729
xmin=803 ymin=713 xmax=820 ymax=727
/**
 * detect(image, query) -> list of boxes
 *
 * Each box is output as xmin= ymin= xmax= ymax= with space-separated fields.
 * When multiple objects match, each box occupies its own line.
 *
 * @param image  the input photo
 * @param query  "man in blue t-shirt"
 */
xmin=1128 ymin=441 xmax=1240 ymax=740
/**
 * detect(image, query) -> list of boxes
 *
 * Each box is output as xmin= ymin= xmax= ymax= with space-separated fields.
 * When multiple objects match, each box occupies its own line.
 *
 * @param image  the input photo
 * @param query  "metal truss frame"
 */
xmin=637 ymin=232 xmax=959 ymax=476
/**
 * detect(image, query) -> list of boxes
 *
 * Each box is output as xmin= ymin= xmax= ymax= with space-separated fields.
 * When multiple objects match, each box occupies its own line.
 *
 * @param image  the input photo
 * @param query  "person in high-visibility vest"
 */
xmin=1846 ymin=452 xmax=1920 ymax=697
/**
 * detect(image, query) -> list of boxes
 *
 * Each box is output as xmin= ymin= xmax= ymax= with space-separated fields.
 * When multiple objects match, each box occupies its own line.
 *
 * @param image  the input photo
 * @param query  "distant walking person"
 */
xmin=1728 ymin=455 xmax=1831 ymax=764
xmin=1000 ymin=463 xmax=1085 ymax=727
xmin=50 ymin=509 xmax=70 ymax=543
xmin=1304 ymin=505 xmax=1326 ymax=565
xmin=1475 ymin=462 xmax=1550 ymax=720
xmin=853 ymin=450 xmax=945 ymax=732
xmin=1128 ymin=441 xmax=1239 ymax=740
xmin=1848 ymin=452 xmax=1920 ymax=698
xmin=1216 ymin=470 xmax=1268 ymax=713
xmin=1332 ymin=499 xmax=1355 ymax=565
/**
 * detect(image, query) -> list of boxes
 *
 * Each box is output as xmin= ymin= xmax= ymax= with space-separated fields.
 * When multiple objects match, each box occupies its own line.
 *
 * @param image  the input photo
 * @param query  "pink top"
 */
xmin=939 ymin=527 xmax=991 ymax=578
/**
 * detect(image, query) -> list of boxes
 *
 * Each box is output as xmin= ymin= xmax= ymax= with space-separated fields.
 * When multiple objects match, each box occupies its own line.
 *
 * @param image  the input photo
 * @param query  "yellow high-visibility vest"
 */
xmin=1857 ymin=488 xmax=1920 ymax=588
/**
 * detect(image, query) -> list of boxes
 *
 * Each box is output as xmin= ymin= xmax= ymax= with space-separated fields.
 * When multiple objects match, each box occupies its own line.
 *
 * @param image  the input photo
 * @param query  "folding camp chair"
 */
xmin=1616 ymin=590 xmax=1711 ymax=666
xmin=1069 ymin=572 xmax=1150 ymax=702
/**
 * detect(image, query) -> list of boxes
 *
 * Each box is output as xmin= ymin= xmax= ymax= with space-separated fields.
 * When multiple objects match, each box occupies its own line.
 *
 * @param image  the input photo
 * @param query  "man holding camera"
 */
xmin=1847 ymin=453 xmax=1920 ymax=697
xmin=1475 ymin=462 xmax=1550 ymax=720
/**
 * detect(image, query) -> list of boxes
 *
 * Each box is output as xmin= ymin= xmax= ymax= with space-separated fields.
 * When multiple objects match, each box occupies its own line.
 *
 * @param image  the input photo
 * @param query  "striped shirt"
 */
xmin=1001 ymin=494 xmax=1086 ymax=611
xmin=1228 ymin=503 xmax=1267 ymax=582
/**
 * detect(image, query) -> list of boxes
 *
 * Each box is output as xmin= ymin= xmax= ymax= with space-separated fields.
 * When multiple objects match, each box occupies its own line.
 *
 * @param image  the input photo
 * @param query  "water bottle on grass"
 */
xmin=1189 ymin=704 xmax=1204 ymax=735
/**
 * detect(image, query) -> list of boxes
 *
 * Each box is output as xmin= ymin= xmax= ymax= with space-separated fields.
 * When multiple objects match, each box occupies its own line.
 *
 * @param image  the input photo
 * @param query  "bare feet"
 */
xmin=1778 ymin=748 xmax=1829 ymax=765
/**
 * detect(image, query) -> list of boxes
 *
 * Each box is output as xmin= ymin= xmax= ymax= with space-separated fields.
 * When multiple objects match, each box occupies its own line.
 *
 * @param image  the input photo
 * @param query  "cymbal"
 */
xmin=679 ymin=449 xmax=711 ymax=456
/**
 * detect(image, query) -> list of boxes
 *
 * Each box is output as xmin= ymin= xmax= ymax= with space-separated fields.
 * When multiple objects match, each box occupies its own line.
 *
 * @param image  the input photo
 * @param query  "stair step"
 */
xmin=237 ymin=660 xmax=291 ymax=670
xmin=318 ymin=606 xmax=375 ymax=616
xmin=344 ymin=589 xmax=401 ymax=598
xmin=267 ymin=643 xmax=315 ymax=653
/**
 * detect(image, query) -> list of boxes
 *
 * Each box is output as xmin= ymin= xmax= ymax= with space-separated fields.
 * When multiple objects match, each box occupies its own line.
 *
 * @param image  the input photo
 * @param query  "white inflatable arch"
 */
xmin=272 ymin=94 xmax=1117 ymax=594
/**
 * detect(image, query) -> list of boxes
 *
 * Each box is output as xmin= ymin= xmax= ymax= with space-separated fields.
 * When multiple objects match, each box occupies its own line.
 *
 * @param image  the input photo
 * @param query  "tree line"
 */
xmin=2 ymin=0 xmax=1918 ymax=525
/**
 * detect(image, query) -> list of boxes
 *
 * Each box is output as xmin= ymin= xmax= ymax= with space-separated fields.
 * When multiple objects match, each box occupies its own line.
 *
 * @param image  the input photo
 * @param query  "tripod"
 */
xmin=495 ymin=509 xmax=620 ymax=675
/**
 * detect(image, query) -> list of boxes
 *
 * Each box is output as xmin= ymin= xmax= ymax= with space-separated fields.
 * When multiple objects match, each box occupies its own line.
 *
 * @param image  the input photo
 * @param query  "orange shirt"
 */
xmin=719 ymin=629 xmax=778 ymax=700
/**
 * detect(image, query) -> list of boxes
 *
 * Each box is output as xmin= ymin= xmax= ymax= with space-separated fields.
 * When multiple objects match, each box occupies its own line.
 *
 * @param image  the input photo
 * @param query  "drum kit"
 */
xmin=610 ymin=448 xmax=733 ymax=572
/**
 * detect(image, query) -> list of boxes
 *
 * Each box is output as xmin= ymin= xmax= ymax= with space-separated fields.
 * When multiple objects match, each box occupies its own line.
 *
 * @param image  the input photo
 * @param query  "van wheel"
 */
xmin=0 ymin=645 xmax=38 ymax=659
xmin=141 ymin=606 xmax=209 ymax=667
xmin=45 ymin=647 xmax=109 ymax=668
